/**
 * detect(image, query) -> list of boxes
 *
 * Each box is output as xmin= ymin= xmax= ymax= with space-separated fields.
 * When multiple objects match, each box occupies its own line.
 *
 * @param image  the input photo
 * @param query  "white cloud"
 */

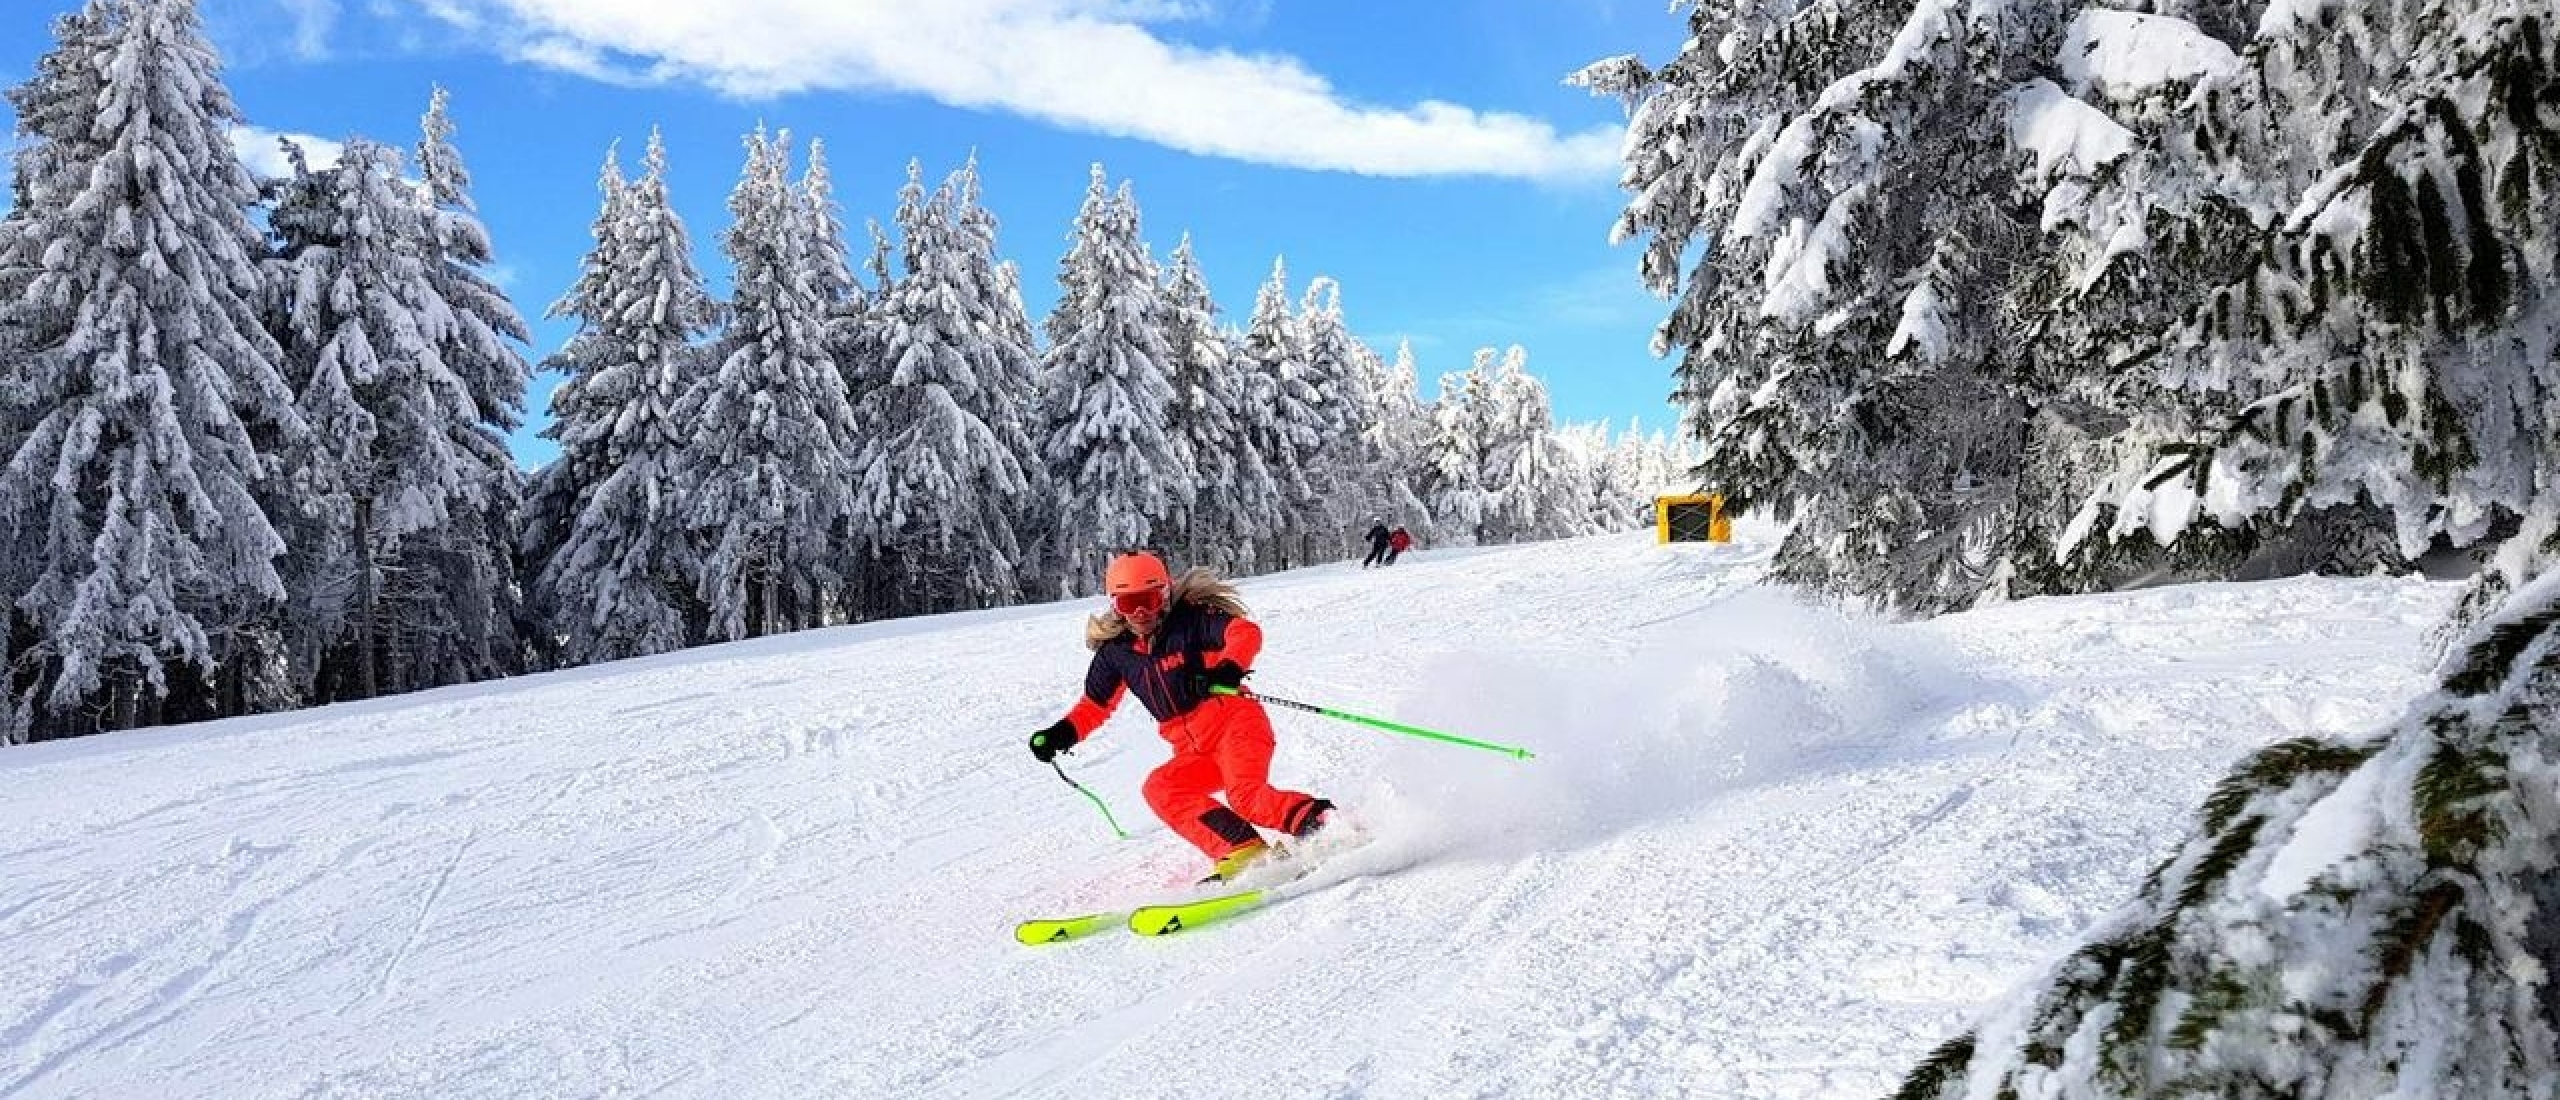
xmin=411 ymin=0 xmax=1623 ymax=182
xmin=505 ymin=36 xmax=654 ymax=86
xmin=279 ymin=0 xmax=340 ymax=59
xmin=231 ymin=126 xmax=345 ymax=180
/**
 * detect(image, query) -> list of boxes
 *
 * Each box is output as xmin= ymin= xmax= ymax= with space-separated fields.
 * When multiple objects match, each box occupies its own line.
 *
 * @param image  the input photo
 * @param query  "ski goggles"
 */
xmin=1112 ymin=587 xmax=1167 ymax=617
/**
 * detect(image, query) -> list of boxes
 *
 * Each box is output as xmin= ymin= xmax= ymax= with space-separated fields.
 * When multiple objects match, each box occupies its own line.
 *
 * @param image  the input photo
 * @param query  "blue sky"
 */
xmin=0 ymin=0 xmax=1689 ymax=468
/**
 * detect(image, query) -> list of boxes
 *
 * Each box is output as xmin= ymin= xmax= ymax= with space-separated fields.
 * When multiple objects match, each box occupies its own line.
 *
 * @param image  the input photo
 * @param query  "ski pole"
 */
xmin=1214 ymin=686 xmax=1536 ymax=761
xmin=1050 ymin=759 xmax=1131 ymax=839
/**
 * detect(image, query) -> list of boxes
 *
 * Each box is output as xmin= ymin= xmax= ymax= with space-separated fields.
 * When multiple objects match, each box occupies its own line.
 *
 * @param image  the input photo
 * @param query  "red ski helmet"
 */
xmin=1104 ymin=552 xmax=1171 ymax=619
xmin=1104 ymin=552 xmax=1170 ymax=595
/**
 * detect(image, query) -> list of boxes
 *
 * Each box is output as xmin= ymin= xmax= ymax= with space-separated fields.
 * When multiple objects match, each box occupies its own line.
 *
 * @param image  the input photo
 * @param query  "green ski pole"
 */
xmin=1051 ymin=759 xmax=1131 ymax=839
xmin=1214 ymin=686 xmax=1535 ymax=761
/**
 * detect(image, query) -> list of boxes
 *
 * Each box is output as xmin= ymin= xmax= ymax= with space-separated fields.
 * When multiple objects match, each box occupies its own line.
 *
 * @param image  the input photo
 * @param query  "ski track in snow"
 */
xmin=0 ymin=526 xmax=2460 ymax=1099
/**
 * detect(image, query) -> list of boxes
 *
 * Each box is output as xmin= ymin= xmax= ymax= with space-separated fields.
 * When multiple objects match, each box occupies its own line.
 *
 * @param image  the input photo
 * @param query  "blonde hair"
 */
xmin=1085 ymin=566 xmax=1249 ymax=650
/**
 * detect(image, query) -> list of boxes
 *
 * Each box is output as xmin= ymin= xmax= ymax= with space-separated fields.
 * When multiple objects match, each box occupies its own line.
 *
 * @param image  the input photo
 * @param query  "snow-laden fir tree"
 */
xmin=677 ymin=127 xmax=863 ymax=641
xmin=1421 ymin=351 xmax=1499 ymax=545
xmin=1895 ymin=565 xmax=2560 ymax=1100
xmin=951 ymin=156 xmax=1051 ymax=593
xmin=827 ymin=215 xmax=892 ymax=406
xmin=1038 ymin=166 xmax=1185 ymax=588
xmin=1478 ymin=347 xmax=1588 ymax=544
xmin=1235 ymin=258 xmax=1324 ymax=567
xmin=2070 ymin=0 xmax=2560 ymax=592
xmin=1588 ymin=0 xmax=2088 ymax=614
xmin=523 ymin=132 xmax=720 ymax=665
xmin=1296 ymin=276 xmax=1378 ymax=550
xmin=1045 ymin=164 xmax=1110 ymax=352
xmin=796 ymin=138 xmax=861 ymax=329
xmin=798 ymin=136 xmax=871 ymax=405
xmin=1557 ymin=421 xmax=1623 ymax=533
xmin=406 ymin=86 xmax=534 ymax=690
xmin=794 ymin=139 xmax=883 ymax=626
xmin=836 ymin=176 xmax=932 ymax=621
xmin=1609 ymin=418 xmax=1706 ymax=528
xmin=516 ymin=148 xmax=629 ymax=650
xmin=1360 ymin=340 xmax=1436 ymax=539
xmin=0 ymin=0 xmax=304 ymax=731
xmin=1022 ymin=163 xmax=1112 ymax=588
xmin=1591 ymin=0 xmax=2558 ymax=614
xmin=852 ymin=160 xmax=1034 ymax=616
xmin=267 ymin=134 xmax=526 ymax=702
xmin=1157 ymin=233 xmax=1278 ymax=574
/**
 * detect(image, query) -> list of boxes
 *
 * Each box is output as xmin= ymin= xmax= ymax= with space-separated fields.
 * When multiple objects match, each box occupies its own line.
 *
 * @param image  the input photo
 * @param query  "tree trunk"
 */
xmin=2533 ymin=871 xmax=2560 ymax=1035
xmin=356 ymin=495 xmax=379 ymax=700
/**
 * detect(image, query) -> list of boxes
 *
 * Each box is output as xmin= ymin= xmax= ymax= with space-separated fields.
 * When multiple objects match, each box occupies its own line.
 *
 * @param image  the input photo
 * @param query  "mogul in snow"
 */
xmin=1028 ymin=551 xmax=1334 ymax=882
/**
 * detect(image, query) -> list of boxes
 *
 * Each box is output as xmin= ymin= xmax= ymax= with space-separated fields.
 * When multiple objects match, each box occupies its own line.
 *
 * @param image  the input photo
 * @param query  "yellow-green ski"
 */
xmin=1127 ymin=888 xmax=1269 ymax=936
xmin=1014 ymin=912 xmax=1122 ymax=946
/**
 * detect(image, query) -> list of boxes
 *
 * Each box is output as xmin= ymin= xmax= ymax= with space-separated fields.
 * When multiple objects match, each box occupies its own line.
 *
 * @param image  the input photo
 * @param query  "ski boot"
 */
xmin=1288 ymin=798 xmax=1336 ymax=840
xmin=1200 ymin=839 xmax=1275 ymax=884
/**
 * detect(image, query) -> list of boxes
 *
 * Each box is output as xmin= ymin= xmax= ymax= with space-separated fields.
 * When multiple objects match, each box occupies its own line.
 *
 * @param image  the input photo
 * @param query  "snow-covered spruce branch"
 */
xmin=1892 ymin=570 xmax=2560 ymax=1100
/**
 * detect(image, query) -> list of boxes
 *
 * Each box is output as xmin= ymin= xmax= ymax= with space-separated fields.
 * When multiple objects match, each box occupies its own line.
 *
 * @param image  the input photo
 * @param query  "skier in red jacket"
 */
xmin=1029 ymin=552 xmax=1333 ymax=881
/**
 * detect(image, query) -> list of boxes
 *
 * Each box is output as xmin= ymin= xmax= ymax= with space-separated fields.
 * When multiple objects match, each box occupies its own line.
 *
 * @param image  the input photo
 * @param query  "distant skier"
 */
xmin=1385 ymin=527 xmax=1413 ymax=565
xmin=1361 ymin=520 xmax=1391 ymax=568
xmin=1028 ymin=552 xmax=1335 ymax=882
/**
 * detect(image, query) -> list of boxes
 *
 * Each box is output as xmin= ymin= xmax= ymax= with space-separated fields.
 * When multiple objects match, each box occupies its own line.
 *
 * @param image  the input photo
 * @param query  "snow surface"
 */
xmin=0 ymin=528 xmax=2460 ymax=1098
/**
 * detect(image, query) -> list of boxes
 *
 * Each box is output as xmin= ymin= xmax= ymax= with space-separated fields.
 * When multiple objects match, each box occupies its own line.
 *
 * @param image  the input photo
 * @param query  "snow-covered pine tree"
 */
xmin=0 ymin=0 xmax=304 ymax=732
xmin=678 ymin=127 xmax=862 ymax=642
xmin=2071 ymin=0 xmax=2560 ymax=594
xmin=828 ymin=208 xmax=890 ymax=413
xmin=1022 ymin=164 xmax=1115 ymax=591
xmin=406 ymin=86 xmax=534 ymax=691
xmin=794 ymin=138 xmax=879 ymax=625
xmin=1479 ymin=347 xmax=1585 ymax=544
xmin=1236 ymin=258 xmax=1323 ymax=567
xmin=523 ymin=131 xmax=720 ymax=666
xmin=1361 ymin=340 xmax=1436 ymax=540
xmin=797 ymin=139 xmax=861 ymax=325
xmin=1296 ymin=276 xmax=1377 ymax=555
xmin=1965 ymin=10 xmax=2269 ymax=603
xmin=517 ymin=147 xmax=629 ymax=647
xmin=1558 ymin=421 xmax=1620 ymax=533
xmin=1038 ymin=168 xmax=1185 ymax=588
xmin=994 ymin=258 xmax=1041 ymax=362
xmin=949 ymin=155 xmax=1048 ymax=602
xmin=833 ymin=182 xmax=923 ymax=623
xmin=1601 ymin=418 xmax=1659 ymax=531
xmin=268 ymin=137 xmax=523 ymax=702
xmin=1587 ymin=0 xmax=2091 ymax=614
xmin=1596 ymin=0 xmax=2557 ymax=615
xmin=1421 ymin=351 xmax=1498 ymax=545
xmin=1045 ymin=164 xmax=1111 ymax=353
xmin=852 ymin=160 xmax=1033 ymax=616
xmin=1158 ymin=233 xmax=1277 ymax=574
xmin=1895 ymin=565 xmax=2560 ymax=1100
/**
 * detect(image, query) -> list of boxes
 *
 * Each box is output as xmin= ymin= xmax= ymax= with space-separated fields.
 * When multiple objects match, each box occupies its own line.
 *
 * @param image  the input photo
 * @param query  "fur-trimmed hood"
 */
xmin=1085 ymin=567 xmax=1248 ymax=650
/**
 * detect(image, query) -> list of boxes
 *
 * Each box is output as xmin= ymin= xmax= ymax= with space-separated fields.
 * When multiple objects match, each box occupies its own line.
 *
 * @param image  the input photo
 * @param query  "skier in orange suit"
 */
xmin=1028 ymin=552 xmax=1333 ymax=882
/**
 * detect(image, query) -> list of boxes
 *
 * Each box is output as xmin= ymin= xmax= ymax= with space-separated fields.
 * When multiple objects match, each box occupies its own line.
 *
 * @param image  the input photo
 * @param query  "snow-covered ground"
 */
xmin=0 ymin=527 xmax=2460 ymax=1099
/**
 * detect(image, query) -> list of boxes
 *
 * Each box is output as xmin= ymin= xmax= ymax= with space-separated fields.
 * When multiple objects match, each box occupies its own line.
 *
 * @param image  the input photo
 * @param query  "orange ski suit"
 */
xmin=1056 ymin=605 xmax=1324 ymax=859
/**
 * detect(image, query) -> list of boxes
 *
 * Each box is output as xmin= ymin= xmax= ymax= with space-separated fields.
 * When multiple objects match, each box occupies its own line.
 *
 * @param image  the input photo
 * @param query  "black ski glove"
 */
xmin=1029 ymin=720 xmax=1078 ymax=763
xmin=1191 ymin=661 xmax=1248 ymax=694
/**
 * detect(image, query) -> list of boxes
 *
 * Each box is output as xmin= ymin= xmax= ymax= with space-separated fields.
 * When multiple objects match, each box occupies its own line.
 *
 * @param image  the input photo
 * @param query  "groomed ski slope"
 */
xmin=0 ymin=526 xmax=2459 ymax=1099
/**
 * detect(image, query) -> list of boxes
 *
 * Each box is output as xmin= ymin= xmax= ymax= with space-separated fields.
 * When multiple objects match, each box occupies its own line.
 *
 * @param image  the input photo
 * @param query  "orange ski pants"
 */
xmin=1143 ymin=694 xmax=1322 ymax=859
